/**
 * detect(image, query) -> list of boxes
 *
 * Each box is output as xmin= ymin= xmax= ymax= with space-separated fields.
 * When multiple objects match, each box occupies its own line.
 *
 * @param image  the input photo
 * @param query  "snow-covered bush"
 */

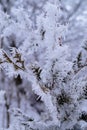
xmin=0 ymin=0 xmax=87 ymax=130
